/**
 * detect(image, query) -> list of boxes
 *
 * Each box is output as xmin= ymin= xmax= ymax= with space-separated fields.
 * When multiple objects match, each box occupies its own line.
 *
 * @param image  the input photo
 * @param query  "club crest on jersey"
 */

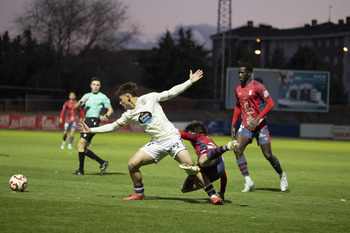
xmin=243 ymin=97 xmax=251 ymax=109
xmin=139 ymin=111 xmax=152 ymax=125
xmin=249 ymin=90 xmax=252 ymax=95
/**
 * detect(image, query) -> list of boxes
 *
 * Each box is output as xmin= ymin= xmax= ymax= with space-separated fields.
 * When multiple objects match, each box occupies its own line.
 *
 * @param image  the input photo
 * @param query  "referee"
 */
xmin=74 ymin=77 xmax=114 ymax=175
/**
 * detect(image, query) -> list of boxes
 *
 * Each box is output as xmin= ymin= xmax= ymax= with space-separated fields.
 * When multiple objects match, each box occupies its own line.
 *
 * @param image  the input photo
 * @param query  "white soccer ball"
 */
xmin=9 ymin=174 xmax=28 ymax=192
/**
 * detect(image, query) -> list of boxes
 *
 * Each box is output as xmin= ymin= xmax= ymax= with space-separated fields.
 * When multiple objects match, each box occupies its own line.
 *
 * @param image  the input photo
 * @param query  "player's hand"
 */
xmin=218 ymin=191 xmax=225 ymax=200
xmin=59 ymin=118 xmax=63 ymax=124
xmin=248 ymin=117 xmax=261 ymax=131
xmin=81 ymin=98 xmax=88 ymax=103
xmin=99 ymin=115 xmax=108 ymax=121
xmin=189 ymin=69 xmax=203 ymax=83
xmin=75 ymin=99 xmax=88 ymax=109
xmin=231 ymin=125 xmax=236 ymax=140
xmin=78 ymin=122 xmax=91 ymax=133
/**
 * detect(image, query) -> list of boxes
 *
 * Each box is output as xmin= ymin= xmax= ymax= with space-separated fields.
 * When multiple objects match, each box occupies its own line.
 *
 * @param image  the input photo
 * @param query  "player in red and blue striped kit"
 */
xmin=179 ymin=121 xmax=238 ymax=200
xmin=231 ymin=62 xmax=288 ymax=192
xmin=60 ymin=91 xmax=85 ymax=149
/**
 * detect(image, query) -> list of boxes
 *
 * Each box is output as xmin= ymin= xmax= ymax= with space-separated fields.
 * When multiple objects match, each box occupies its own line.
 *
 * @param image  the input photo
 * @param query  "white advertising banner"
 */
xmin=226 ymin=68 xmax=330 ymax=112
xmin=300 ymin=124 xmax=333 ymax=138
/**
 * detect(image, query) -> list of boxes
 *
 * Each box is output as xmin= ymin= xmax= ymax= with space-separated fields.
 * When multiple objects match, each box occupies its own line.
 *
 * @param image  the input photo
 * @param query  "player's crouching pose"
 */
xmin=79 ymin=70 xmax=225 ymax=205
xmin=179 ymin=121 xmax=238 ymax=200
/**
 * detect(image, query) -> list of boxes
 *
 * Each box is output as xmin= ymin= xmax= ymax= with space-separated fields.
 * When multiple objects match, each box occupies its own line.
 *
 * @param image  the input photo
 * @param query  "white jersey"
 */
xmin=90 ymin=79 xmax=193 ymax=140
xmin=116 ymin=92 xmax=178 ymax=140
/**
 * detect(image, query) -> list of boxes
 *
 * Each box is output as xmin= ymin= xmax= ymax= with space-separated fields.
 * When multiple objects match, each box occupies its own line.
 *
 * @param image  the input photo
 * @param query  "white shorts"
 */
xmin=140 ymin=135 xmax=187 ymax=163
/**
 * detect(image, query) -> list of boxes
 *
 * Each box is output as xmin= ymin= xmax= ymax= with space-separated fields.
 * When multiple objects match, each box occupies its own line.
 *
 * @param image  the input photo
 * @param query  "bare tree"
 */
xmin=15 ymin=0 xmax=139 ymax=55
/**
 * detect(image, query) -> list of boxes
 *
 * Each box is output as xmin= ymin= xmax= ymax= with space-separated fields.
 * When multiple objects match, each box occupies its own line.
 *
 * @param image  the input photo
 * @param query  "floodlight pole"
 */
xmin=216 ymin=0 xmax=232 ymax=102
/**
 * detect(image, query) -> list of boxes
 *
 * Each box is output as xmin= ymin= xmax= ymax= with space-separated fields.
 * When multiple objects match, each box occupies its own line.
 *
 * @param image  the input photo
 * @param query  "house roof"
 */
xmin=211 ymin=20 xmax=350 ymax=40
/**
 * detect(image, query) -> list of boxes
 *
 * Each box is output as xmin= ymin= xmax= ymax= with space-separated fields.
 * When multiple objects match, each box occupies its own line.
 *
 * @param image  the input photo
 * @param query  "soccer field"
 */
xmin=0 ymin=129 xmax=349 ymax=233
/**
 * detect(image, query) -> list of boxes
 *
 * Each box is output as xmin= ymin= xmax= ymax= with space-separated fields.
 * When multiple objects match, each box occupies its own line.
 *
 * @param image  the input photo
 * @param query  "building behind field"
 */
xmin=211 ymin=17 xmax=350 ymax=104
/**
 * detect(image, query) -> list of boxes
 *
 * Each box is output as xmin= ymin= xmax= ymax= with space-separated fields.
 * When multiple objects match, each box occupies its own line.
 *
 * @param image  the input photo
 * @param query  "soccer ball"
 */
xmin=9 ymin=174 xmax=28 ymax=192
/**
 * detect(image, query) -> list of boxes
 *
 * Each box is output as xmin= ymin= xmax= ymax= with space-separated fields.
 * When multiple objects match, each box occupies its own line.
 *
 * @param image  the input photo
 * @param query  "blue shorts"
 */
xmin=237 ymin=125 xmax=271 ymax=146
xmin=64 ymin=122 xmax=77 ymax=131
xmin=200 ymin=157 xmax=225 ymax=182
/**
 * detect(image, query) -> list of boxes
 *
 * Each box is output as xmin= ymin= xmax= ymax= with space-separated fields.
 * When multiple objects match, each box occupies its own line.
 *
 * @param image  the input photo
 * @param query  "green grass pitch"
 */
xmin=0 ymin=129 xmax=349 ymax=233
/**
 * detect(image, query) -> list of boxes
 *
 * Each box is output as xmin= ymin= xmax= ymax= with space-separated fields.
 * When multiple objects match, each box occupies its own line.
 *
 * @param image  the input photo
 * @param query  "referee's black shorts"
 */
xmin=81 ymin=117 xmax=100 ymax=142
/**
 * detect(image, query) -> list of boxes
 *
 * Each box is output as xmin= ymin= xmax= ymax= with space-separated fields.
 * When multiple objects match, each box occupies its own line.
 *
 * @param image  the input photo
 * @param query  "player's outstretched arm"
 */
xmin=159 ymin=69 xmax=203 ymax=101
xmin=189 ymin=69 xmax=203 ymax=84
xmin=79 ymin=121 xmax=121 ymax=134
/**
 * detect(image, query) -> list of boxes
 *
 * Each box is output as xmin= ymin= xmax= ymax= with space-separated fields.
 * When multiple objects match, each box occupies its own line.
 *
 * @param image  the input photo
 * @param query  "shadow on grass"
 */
xmin=10 ymin=190 xmax=30 ymax=193
xmin=85 ymin=172 xmax=128 ymax=176
xmin=96 ymin=194 xmax=251 ymax=206
xmin=0 ymin=154 xmax=10 ymax=157
xmin=254 ymin=187 xmax=290 ymax=192
xmin=147 ymin=196 xmax=212 ymax=204
xmin=96 ymin=195 xmax=207 ymax=204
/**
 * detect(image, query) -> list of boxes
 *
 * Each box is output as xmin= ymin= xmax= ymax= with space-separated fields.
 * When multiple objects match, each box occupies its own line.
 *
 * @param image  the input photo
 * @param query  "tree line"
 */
xmin=0 ymin=0 xmax=214 ymax=100
xmin=0 ymin=0 xmax=346 ymax=104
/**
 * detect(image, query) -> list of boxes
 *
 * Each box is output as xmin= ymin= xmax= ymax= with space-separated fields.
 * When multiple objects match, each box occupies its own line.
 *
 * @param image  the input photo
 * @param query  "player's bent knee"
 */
xmin=181 ymin=185 xmax=194 ymax=193
xmin=127 ymin=159 xmax=142 ymax=171
xmin=234 ymin=147 xmax=244 ymax=155
xmin=198 ymin=161 xmax=205 ymax=167
xmin=127 ymin=161 xmax=137 ymax=171
xmin=181 ymin=188 xmax=192 ymax=193
xmin=199 ymin=160 xmax=212 ymax=168
xmin=263 ymin=153 xmax=273 ymax=160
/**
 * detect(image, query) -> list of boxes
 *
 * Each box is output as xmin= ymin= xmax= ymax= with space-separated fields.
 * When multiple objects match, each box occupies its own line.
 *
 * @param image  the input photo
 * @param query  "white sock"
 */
xmin=245 ymin=176 xmax=252 ymax=182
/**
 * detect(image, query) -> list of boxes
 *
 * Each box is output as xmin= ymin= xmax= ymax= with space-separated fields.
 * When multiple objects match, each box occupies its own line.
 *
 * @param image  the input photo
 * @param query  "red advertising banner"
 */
xmin=37 ymin=115 xmax=62 ymax=131
xmin=8 ymin=114 xmax=38 ymax=130
xmin=0 ymin=114 xmax=144 ymax=133
xmin=0 ymin=114 xmax=10 ymax=128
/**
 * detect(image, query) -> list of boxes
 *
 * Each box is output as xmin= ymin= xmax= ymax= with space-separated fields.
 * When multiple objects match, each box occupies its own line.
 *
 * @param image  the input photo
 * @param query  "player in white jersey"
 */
xmin=79 ymin=69 xmax=224 ymax=205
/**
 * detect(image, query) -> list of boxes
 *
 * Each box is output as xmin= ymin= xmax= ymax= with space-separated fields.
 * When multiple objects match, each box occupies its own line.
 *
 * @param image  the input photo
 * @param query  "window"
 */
xmin=324 ymin=56 xmax=330 ymax=63
xmin=334 ymin=57 xmax=338 ymax=65
xmin=318 ymin=39 xmax=322 ymax=47
xmin=326 ymin=39 xmax=330 ymax=47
